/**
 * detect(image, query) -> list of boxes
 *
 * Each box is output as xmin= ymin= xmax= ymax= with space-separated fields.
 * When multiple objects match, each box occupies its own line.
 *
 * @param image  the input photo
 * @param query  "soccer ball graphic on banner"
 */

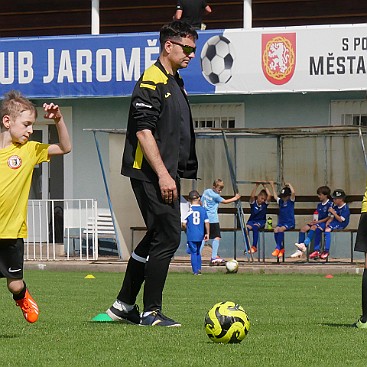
xmin=225 ymin=259 xmax=239 ymax=273
xmin=200 ymin=35 xmax=235 ymax=85
xmin=204 ymin=301 xmax=250 ymax=344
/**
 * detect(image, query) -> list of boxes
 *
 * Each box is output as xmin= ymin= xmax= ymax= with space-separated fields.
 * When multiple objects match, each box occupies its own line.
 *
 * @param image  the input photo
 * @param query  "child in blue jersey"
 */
xmin=270 ymin=182 xmax=295 ymax=258
xmin=182 ymin=190 xmax=209 ymax=275
xmin=307 ymin=189 xmax=350 ymax=260
xmin=246 ymin=182 xmax=272 ymax=254
xmin=201 ymin=179 xmax=241 ymax=266
xmin=290 ymin=185 xmax=333 ymax=258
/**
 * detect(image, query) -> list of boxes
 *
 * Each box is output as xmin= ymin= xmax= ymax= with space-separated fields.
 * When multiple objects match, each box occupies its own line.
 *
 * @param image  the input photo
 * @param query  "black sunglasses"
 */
xmin=169 ymin=40 xmax=196 ymax=55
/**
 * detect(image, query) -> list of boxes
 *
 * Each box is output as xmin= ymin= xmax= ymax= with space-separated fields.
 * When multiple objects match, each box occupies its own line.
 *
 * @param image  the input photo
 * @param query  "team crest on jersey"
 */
xmin=7 ymin=155 xmax=22 ymax=169
xmin=262 ymin=33 xmax=296 ymax=85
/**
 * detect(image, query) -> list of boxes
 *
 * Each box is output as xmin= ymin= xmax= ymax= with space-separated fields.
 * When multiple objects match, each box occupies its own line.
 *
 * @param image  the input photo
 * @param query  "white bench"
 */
xmin=67 ymin=212 xmax=117 ymax=257
xmin=84 ymin=213 xmax=116 ymax=239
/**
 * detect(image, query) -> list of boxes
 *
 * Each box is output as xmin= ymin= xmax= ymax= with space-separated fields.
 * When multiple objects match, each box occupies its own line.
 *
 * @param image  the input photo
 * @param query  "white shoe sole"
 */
xmin=106 ymin=308 xmax=139 ymax=325
xmin=295 ymin=243 xmax=307 ymax=252
xmin=139 ymin=322 xmax=181 ymax=327
xmin=290 ymin=250 xmax=304 ymax=258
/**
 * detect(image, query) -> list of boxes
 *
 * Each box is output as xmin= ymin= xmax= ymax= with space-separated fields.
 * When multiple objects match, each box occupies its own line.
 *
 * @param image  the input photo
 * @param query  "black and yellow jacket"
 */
xmin=121 ymin=59 xmax=198 ymax=182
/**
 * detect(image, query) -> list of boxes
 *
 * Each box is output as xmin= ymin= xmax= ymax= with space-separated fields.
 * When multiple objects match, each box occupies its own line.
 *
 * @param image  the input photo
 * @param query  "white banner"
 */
xmin=200 ymin=24 xmax=367 ymax=94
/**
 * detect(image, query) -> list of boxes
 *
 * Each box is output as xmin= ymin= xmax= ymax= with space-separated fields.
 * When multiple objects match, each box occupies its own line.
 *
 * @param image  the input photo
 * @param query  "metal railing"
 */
xmin=26 ymin=199 xmax=98 ymax=261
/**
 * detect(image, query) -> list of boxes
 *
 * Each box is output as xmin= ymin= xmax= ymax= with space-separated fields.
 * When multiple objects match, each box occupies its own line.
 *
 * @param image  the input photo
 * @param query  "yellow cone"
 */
xmin=85 ymin=274 xmax=95 ymax=279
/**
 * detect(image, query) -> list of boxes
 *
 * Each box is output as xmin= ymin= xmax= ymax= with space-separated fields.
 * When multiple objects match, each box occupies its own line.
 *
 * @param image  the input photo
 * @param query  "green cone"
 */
xmin=91 ymin=313 xmax=114 ymax=322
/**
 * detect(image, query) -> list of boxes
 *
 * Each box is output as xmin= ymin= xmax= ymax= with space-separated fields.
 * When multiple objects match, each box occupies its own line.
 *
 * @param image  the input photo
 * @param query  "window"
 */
xmin=191 ymin=103 xmax=245 ymax=129
xmin=343 ymin=114 xmax=367 ymax=126
xmin=330 ymin=100 xmax=367 ymax=126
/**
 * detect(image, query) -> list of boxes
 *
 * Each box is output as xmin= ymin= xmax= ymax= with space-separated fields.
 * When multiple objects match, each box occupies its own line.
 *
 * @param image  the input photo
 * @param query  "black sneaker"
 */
xmin=140 ymin=310 xmax=181 ymax=327
xmin=106 ymin=300 xmax=140 ymax=324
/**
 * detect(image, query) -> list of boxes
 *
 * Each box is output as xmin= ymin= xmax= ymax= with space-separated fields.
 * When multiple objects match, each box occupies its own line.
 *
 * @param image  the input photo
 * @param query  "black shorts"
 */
xmin=355 ymin=213 xmax=367 ymax=253
xmin=209 ymin=223 xmax=221 ymax=239
xmin=0 ymin=238 xmax=24 ymax=279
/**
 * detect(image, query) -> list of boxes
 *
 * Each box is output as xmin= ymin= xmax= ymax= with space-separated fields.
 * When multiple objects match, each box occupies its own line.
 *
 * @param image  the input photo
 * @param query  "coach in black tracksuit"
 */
xmin=107 ymin=21 xmax=198 ymax=327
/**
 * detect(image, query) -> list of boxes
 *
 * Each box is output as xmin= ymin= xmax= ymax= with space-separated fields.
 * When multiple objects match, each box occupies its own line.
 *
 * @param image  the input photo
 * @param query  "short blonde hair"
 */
xmin=1 ymin=90 xmax=37 ymax=121
xmin=213 ymin=178 xmax=224 ymax=187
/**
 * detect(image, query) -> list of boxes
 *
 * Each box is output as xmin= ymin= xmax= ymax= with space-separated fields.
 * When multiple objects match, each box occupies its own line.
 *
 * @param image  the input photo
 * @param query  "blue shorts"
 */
xmin=327 ymin=220 xmax=347 ymax=231
xmin=277 ymin=222 xmax=295 ymax=230
xmin=315 ymin=222 xmax=326 ymax=231
xmin=187 ymin=241 xmax=202 ymax=255
xmin=246 ymin=220 xmax=265 ymax=228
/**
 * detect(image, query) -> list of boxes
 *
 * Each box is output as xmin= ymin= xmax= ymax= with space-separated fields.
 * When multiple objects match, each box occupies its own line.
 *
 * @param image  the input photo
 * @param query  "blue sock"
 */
xmin=279 ymin=232 xmax=284 ymax=248
xmin=197 ymin=252 xmax=202 ymax=272
xmin=212 ymin=239 xmax=220 ymax=259
xmin=324 ymin=232 xmax=331 ymax=252
xmin=313 ymin=229 xmax=322 ymax=251
xmin=195 ymin=244 xmax=201 ymax=273
xmin=252 ymin=226 xmax=259 ymax=247
xmin=191 ymin=253 xmax=197 ymax=274
xmin=244 ymin=227 xmax=251 ymax=250
xmin=298 ymin=232 xmax=305 ymax=243
xmin=277 ymin=232 xmax=284 ymax=249
xmin=274 ymin=232 xmax=279 ymax=248
xmin=304 ymin=230 xmax=314 ymax=246
xmin=308 ymin=229 xmax=315 ymax=241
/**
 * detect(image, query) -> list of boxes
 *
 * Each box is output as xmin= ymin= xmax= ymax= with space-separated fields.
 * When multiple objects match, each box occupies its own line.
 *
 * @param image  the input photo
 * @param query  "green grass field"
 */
xmin=1 ymin=270 xmax=367 ymax=367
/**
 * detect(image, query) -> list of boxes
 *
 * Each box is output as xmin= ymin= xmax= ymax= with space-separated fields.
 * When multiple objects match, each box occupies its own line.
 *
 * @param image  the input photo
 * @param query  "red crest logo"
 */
xmin=262 ymin=33 xmax=296 ymax=85
xmin=7 ymin=155 xmax=22 ymax=169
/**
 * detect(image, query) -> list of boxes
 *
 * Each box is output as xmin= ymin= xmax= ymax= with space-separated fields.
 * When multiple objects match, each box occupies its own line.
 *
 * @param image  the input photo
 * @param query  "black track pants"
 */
xmin=117 ymin=178 xmax=181 ymax=312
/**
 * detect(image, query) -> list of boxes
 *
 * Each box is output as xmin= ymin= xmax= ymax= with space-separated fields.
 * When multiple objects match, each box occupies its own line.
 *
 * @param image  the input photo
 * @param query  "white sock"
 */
xmin=142 ymin=311 xmax=153 ymax=317
xmin=116 ymin=300 xmax=134 ymax=312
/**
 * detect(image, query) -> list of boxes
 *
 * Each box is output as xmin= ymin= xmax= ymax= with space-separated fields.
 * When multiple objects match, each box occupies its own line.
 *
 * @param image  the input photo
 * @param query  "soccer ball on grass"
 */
xmin=204 ymin=301 xmax=250 ymax=344
xmin=225 ymin=259 xmax=239 ymax=273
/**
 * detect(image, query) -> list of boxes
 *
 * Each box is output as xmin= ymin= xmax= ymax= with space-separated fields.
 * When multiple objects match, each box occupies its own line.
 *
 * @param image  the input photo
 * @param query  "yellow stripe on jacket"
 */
xmin=362 ymin=182 xmax=367 ymax=213
xmin=133 ymin=142 xmax=144 ymax=169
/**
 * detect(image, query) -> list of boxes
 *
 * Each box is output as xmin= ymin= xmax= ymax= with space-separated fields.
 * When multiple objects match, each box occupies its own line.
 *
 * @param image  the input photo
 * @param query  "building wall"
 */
xmin=35 ymin=97 xmax=130 ymax=207
xmin=189 ymin=91 xmax=367 ymax=127
xmin=34 ymin=89 xmax=367 ymax=258
xmin=37 ymin=90 xmax=366 ymax=210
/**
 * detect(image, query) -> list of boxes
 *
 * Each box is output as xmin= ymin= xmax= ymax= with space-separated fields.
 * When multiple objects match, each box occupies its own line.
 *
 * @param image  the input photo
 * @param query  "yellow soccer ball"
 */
xmin=204 ymin=301 xmax=250 ymax=343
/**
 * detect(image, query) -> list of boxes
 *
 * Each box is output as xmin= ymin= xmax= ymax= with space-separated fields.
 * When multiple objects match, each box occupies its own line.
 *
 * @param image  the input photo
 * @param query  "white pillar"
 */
xmin=243 ymin=0 xmax=252 ymax=29
xmin=91 ymin=0 xmax=100 ymax=35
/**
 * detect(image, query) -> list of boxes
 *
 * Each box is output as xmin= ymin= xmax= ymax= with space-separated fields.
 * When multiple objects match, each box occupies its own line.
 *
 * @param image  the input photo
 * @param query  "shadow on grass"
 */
xmin=321 ymin=323 xmax=356 ymax=328
xmin=0 ymin=334 xmax=19 ymax=339
xmin=87 ymin=320 xmax=139 ymax=327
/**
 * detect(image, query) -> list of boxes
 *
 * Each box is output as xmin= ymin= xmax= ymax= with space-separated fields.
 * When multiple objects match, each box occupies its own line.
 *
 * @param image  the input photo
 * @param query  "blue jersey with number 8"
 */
xmin=183 ymin=205 xmax=209 ymax=242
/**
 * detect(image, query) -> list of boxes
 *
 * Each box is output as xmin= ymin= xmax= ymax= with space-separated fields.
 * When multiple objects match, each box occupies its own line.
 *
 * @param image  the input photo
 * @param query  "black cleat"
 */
xmin=106 ymin=300 xmax=140 ymax=324
xmin=140 ymin=310 xmax=181 ymax=327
